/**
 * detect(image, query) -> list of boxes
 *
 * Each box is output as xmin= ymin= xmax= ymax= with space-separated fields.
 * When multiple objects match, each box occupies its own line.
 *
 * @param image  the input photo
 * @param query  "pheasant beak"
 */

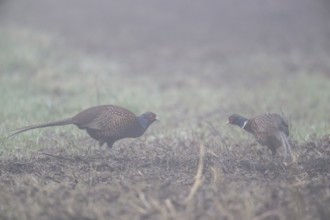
xmin=155 ymin=116 xmax=160 ymax=121
xmin=226 ymin=120 xmax=230 ymax=125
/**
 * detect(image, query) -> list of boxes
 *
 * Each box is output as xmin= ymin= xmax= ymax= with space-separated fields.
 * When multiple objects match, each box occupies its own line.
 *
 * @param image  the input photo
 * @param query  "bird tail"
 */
xmin=8 ymin=118 xmax=73 ymax=137
xmin=278 ymin=131 xmax=293 ymax=161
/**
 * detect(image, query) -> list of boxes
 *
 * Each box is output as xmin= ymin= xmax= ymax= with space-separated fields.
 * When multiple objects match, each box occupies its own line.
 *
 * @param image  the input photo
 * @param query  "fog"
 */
xmin=1 ymin=0 xmax=329 ymax=76
xmin=1 ymin=1 xmax=330 ymax=219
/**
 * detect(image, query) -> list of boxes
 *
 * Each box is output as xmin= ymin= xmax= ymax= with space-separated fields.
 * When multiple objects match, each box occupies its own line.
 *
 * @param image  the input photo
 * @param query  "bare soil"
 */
xmin=0 ymin=133 xmax=330 ymax=219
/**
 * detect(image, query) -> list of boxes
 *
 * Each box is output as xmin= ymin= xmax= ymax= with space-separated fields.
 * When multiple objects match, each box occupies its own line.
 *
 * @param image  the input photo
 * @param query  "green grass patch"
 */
xmin=1 ymin=27 xmax=330 ymax=155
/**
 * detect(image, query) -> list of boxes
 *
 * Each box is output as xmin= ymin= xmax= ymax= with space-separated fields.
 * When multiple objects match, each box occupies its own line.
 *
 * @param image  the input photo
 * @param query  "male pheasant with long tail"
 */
xmin=10 ymin=105 xmax=158 ymax=148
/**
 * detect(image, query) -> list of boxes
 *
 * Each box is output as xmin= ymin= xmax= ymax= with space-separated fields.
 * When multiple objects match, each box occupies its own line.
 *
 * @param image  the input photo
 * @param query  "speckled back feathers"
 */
xmin=228 ymin=113 xmax=291 ymax=157
xmin=10 ymin=105 xmax=157 ymax=148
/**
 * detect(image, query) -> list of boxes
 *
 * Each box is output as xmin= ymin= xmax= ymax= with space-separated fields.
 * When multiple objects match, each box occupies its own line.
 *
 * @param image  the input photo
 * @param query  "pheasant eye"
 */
xmin=149 ymin=113 xmax=157 ymax=121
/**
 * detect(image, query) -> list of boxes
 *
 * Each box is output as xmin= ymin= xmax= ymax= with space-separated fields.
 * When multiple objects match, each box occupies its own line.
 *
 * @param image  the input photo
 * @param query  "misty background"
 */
xmin=1 ymin=0 xmax=329 ymax=78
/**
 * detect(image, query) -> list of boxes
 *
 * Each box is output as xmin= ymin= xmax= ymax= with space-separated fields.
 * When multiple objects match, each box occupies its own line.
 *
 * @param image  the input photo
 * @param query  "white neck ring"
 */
xmin=242 ymin=120 xmax=248 ymax=129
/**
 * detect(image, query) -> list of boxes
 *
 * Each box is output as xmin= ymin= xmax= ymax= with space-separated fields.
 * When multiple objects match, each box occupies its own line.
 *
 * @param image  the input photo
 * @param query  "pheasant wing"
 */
xmin=82 ymin=106 xmax=137 ymax=136
xmin=251 ymin=113 xmax=287 ymax=134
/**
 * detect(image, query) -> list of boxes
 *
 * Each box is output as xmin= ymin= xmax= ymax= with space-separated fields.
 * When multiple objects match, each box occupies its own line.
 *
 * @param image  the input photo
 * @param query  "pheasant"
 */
xmin=10 ymin=105 xmax=158 ymax=148
xmin=227 ymin=113 xmax=292 ymax=159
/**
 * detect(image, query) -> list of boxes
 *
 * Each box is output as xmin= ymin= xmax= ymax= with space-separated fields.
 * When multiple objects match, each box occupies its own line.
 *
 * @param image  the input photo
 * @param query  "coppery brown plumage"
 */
xmin=10 ymin=105 xmax=158 ymax=148
xmin=227 ymin=113 xmax=292 ymax=159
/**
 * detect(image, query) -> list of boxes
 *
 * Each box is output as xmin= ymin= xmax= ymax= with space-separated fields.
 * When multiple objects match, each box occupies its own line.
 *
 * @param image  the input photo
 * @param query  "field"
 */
xmin=1 ymin=1 xmax=330 ymax=219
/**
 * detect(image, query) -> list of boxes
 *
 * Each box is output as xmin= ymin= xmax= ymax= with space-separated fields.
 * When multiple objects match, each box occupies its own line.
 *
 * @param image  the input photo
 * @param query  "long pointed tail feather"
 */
xmin=278 ymin=131 xmax=293 ymax=161
xmin=8 ymin=118 xmax=73 ymax=138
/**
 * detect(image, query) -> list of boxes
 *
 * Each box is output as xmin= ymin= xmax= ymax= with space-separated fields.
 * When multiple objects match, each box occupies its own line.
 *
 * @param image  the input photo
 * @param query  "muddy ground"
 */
xmin=1 ymin=133 xmax=330 ymax=219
